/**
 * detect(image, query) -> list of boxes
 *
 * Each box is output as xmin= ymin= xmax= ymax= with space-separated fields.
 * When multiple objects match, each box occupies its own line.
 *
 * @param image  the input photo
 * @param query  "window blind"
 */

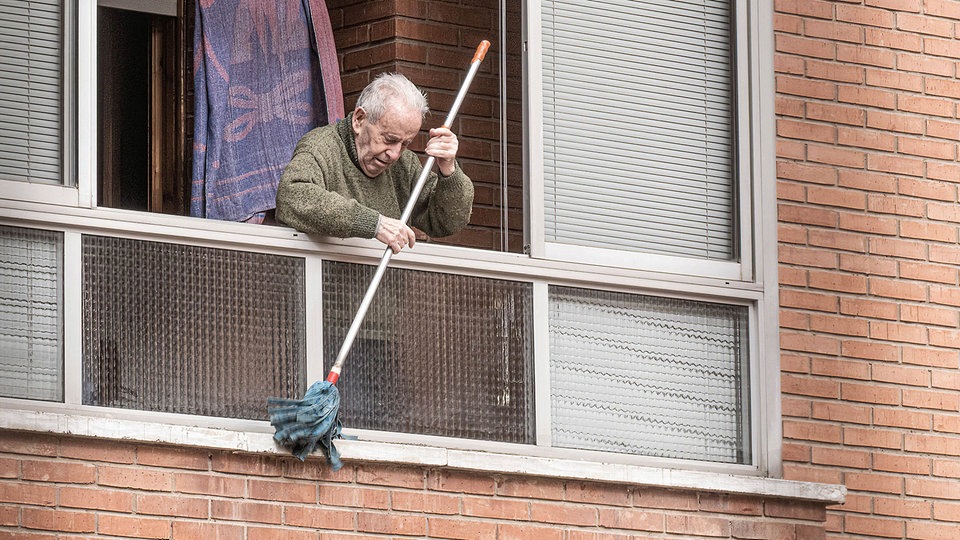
xmin=0 ymin=0 xmax=62 ymax=184
xmin=541 ymin=0 xmax=735 ymax=260
xmin=0 ymin=225 xmax=63 ymax=401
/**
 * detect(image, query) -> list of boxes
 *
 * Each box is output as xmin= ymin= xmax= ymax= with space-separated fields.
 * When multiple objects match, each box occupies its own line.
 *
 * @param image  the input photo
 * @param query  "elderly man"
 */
xmin=276 ymin=73 xmax=474 ymax=253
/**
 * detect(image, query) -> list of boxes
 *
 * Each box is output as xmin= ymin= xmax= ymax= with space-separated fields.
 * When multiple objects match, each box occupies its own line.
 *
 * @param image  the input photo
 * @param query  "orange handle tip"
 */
xmin=473 ymin=40 xmax=491 ymax=63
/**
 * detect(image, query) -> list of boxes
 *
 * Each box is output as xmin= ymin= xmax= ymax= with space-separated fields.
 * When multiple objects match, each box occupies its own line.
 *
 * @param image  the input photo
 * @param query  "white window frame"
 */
xmin=0 ymin=0 xmax=784 ymax=482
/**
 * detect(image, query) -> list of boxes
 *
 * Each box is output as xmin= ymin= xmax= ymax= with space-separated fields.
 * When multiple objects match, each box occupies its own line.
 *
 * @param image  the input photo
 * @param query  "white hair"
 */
xmin=356 ymin=72 xmax=429 ymax=123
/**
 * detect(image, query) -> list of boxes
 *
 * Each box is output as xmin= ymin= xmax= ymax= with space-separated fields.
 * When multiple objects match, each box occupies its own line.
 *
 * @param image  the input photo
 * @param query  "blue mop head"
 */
xmin=267 ymin=380 xmax=343 ymax=470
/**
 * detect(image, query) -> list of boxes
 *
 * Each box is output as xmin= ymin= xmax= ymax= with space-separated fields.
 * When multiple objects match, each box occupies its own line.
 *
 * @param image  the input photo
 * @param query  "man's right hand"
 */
xmin=376 ymin=215 xmax=417 ymax=254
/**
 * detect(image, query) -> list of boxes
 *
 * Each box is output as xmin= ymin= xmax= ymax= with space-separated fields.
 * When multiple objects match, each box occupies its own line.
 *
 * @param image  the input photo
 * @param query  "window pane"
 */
xmin=549 ymin=286 xmax=750 ymax=464
xmin=82 ymin=236 xmax=305 ymax=420
xmin=323 ymin=261 xmax=535 ymax=444
xmin=542 ymin=0 xmax=735 ymax=260
xmin=0 ymin=225 xmax=63 ymax=401
xmin=0 ymin=0 xmax=62 ymax=184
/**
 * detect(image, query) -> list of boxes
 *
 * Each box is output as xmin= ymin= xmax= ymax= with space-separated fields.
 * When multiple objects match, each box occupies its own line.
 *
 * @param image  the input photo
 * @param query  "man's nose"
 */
xmin=384 ymin=142 xmax=402 ymax=161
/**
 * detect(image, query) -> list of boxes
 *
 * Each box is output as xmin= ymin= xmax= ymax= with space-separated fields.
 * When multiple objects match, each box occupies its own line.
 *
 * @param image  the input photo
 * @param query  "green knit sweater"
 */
xmin=275 ymin=114 xmax=474 ymax=239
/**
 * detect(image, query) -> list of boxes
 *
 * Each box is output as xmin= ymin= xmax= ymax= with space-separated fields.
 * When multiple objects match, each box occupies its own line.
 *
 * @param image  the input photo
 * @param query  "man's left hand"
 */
xmin=425 ymin=127 xmax=459 ymax=176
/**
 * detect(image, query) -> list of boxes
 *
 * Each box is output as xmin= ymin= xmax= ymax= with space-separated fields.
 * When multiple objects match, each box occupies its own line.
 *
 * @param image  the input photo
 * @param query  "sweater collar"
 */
xmin=336 ymin=112 xmax=362 ymax=171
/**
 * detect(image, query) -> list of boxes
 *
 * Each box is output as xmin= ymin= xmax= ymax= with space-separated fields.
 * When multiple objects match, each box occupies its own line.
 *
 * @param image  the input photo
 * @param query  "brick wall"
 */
xmin=326 ymin=0 xmax=525 ymax=252
xmin=775 ymin=0 xmax=960 ymax=538
xmin=0 ymin=431 xmax=828 ymax=539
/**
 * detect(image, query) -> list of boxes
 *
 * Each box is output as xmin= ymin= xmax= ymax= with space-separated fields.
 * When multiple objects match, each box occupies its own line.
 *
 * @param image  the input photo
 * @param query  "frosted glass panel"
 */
xmin=82 ymin=236 xmax=305 ymax=419
xmin=323 ymin=261 xmax=534 ymax=444
xmin=0 ymin=225 xmax=62 ymax=400
xmin=550 ymin=286 xmax=749 ymax=463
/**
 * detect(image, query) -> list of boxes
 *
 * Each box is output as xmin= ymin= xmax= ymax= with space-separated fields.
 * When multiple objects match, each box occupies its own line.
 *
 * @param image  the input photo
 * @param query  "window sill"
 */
xmin=0 ymin=406 xmax=844 ymax=505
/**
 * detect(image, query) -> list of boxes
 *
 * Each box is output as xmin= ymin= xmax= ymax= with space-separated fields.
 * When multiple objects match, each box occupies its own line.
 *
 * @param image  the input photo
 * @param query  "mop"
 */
xmin=268 ymin=41 xmax=491 ymax=469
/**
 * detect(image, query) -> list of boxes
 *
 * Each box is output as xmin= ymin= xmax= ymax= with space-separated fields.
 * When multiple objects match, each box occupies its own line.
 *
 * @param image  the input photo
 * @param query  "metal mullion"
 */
xmin=62 ymin=230 xmax=82 ymax=405
xmin=533 ymin=280 xmax=551 ymax=447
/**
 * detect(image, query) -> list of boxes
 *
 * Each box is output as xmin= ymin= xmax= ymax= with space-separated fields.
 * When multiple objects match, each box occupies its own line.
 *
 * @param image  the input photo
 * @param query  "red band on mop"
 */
xmin=325 ymin=372 xmax=340 ymax=385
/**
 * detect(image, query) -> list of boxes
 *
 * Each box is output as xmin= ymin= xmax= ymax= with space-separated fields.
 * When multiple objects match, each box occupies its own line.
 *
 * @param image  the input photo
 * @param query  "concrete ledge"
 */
xmin=0 ymin=407 xmax=845 ymax=504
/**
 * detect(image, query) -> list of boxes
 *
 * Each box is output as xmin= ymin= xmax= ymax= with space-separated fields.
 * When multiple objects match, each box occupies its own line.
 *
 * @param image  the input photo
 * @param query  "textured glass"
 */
xmin=323 ymin=261 xmax=534 ymax=444
xmin=550 ymin=286 xmax=750 ymax=464
xmin=82 ymin=236 xmax=305 ymax=419
xmin=0 ymin=225 xmax=62 ymax=400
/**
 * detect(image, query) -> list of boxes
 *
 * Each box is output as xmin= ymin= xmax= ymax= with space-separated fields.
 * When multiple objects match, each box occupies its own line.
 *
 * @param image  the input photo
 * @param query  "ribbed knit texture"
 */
xmin=276 ymin=114 xmax=474 ymax=239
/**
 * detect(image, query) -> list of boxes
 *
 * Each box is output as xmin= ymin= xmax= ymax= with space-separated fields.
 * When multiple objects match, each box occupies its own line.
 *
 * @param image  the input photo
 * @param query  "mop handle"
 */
xmin=326 ymin=40 xmax=491 ymax=385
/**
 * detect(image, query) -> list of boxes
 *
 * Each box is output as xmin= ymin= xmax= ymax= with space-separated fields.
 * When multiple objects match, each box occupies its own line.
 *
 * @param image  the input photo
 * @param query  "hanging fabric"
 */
xmin=192 ymin=0 xmax=344 ymax=223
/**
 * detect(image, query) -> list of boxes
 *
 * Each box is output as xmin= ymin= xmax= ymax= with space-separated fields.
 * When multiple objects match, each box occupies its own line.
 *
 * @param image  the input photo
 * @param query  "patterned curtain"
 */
xmin=192 ymin=0 xmax=343 ymax=223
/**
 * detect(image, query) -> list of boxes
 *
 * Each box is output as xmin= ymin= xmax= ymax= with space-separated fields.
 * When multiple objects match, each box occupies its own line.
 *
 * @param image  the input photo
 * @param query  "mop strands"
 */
xmin=268 ymin=41 xmax=490 ymax=470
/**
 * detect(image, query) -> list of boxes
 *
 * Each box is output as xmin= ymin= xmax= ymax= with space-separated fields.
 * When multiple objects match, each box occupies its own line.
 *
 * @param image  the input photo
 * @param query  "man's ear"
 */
xmin=352 ymin=107 xmax=366 ymax=133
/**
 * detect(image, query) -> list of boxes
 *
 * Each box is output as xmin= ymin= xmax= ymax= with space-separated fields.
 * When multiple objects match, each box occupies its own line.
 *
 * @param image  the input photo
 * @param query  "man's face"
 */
xmin=352 ymin=103 xmax=422 ymax=178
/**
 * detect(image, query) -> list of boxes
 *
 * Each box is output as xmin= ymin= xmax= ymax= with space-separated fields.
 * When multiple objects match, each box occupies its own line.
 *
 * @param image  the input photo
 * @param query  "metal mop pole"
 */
xmin=325 ymin=40 xmax=491 ymax=385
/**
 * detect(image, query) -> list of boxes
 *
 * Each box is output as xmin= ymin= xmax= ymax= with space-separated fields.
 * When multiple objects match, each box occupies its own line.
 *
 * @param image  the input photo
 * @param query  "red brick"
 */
xmin=136 ymin=493 xmax=209 ymax=518
xmin=901 ymin=304 xmax=959 ymax=327
xmin=866 ymin=153 xmax=926 ymax=176
xmin=766 ymin=498 xmax=828 ymax=521
xmin=845 ymin=471 xmax=904 ymax=494
xmin=783 ymin=441 xmax=811 ymax=462
xmin=843 ymin=426 xmax=902 ymax=449
xmin=776 ymin=95 xmax=806 ymax=116
xmin=867 ymin=194 xmax=926 ymax=217
xmin=357 ymin=511 xmax=426 ymax=536
xmin=98 ymin=514 xmax=172 ymax=539
xmin=906 ymin=521 xmax=960 ymax=540
xmin=498 ymin=476 xmax=564 ymax=501
xmin=930 ymin=286 xmax=960 ymax=309
xmin=874 ymin=407 xmax=932 ymax=430
xmin=174 ymin=472 xmax=245 ymax=498
xmin=810 ymin=314 xmax=869 ymax=337
xmin=809 ymin=270 xmax=868 ymax=293
xmin=865 ymin=110 xmax=925 ymax=135
xmin=284 ymin=505 xmax=355 ymax=530
xmin=778 ymin=161 xmax=838 ymax=184
xmin=836 ymin=4 xmax=895 ymax=28
xmin=22 ymin=508 xmax=95 ymax=533
xmin=633 ymin=488 xmax=698 ymax=511
xmin=777 ymin=76 xmax=837 ymax=100
xmin=391 ymin=490 xmax=458 ymax=514
xmin=427 ymin=517 xmax=497 ymax=540
xmin=137 ymin=446 xmax=210 ymax=471
xmin=811 ymin=401 xmax=872 ymax=424
xmin=777 ymin=0 xmax=836 ymax=20
xmin=905 ymin=433 xmax=960 ymax=456
xmin=461 ymin=496 xmax=529 ymax=520
xmin=899 ymin=261 xmax=958 ymax=284
xmin=496 ymin=523 xmax=564 ymax=540
xmin=665 ymin=514 xmax=730 ymax=537
xmin=899 ymin=136 xmax=957 ymax=160
xmin=783 ymin=396 xmax=813 ymax=418
xmin=98 ymin=465 xmax=172 ymax=492
xmin=870 ymin=321 xmax=928 ymax=345
xmin=59 ymin=486 xmax=133 ymax=512
xmin=841 ymin=339 xmax=900 ymax=362
xmin=808 ymin=144 xmax=867 ymax=168
xmin=782 ymin=463 xmax=843 ymax=484
xmin=781 ymin=351 xmax=812 ymax=371
xmin=906 ymin=477 xmax=960 ymax=499
xmin=0 ymin=433 xmax=58 ymax=458
xmin=60 ymin=438 xmax=136 ymax=464
xmin=730 ymin=520 xmax=797 ymax=539
xmin=842 ymin=382 xmax=901 ymax=405
xmin=934 ymin=414 xmax=960 ymax=434
xmin=211 ymin=499 xmax=282 ymax=524
xmin=780 ymin=268 xmax=808 ymax=288
xmin=211 ymin=453 xmax=282 ymax=477
xmin=927 ymin=202 xmax=960 ymax=223
xmin=597 ymin=508 xmax=664 ymax=532
xmin=247 ymin=526 xmax=317 ymax=540
xmin=781 ymin=331 xmax=841 ymax=355
xmin=805 ymin=18 xmax=863 ymax=42
xmin=783 ymin=420 xmax=842 ymax=443
xmin=812 ymin=446 xmax=872 ymax=468
xmin=838 ymin=126 xmax=897 ymax=151
xmin=869 ymin=277 xmax=927 ymax=301
xmin=428 ymin=470 xmax=495 ymax=495
xmin=927 ymin=119 xmax=960 ymax=141
xmin=781 ymin=374 xmax=841 ymax=399
xmin=21 ymin=460 xmax=95 ymax=484
xmin=866 ymin=69 xmax=924 ymax=92
xmin=934 ymin=459 xmax=960 ymax=479
xmin=356 ymin=464 xmax=424 ymax=489
xmin=317 ymin=485 xmax=389 ymax=509
xmin=778 ymin=180 xmax=807 ymax=202
xmin=778 ymin=119 xmax=836 ymax=143
xmin=896 ymin=52 xmax=955 ymax=76
xmin=806 ymin=59 xmax=865 ymax=84
xmin=924 ymin=36 xmax=960 ymax=59
xmin=898 ymin=94 xmax=955 ymax=117
xmin=530 ymin=501 xmax=597 ymax=526
xmin=864 ymin=28 xmax=923 ymax=52
xmin=843 ymin=514 xmax=904 ymax=538
xmin=0 ymin=482 xmax=55 ymax=506
xmin=930 ymin=327 xmax=960 ymax=348
xmin=248 ymin=478 xmax=316 ymax=504
xmin=932 ymin=371 xmax=960 ymax=391
xmin=839 ymin=253 xmax=899 ymax=276
xmin=873 ymin=452 xmax=931 ymax=475
xmin=903 ymin=387 xmax=960 ymax=411
xmin=776 ymin=35 xmax=836 ymax=61
xmin=565 ymin=482 xmax=629 ymax=507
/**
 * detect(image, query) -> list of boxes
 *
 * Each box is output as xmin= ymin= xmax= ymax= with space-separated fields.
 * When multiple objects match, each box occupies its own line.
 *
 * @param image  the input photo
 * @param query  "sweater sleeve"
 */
xmin=275 ymin=135 xmax=381 ymax=239
xmin=406 ymin=156 xmax=475 ymax=238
